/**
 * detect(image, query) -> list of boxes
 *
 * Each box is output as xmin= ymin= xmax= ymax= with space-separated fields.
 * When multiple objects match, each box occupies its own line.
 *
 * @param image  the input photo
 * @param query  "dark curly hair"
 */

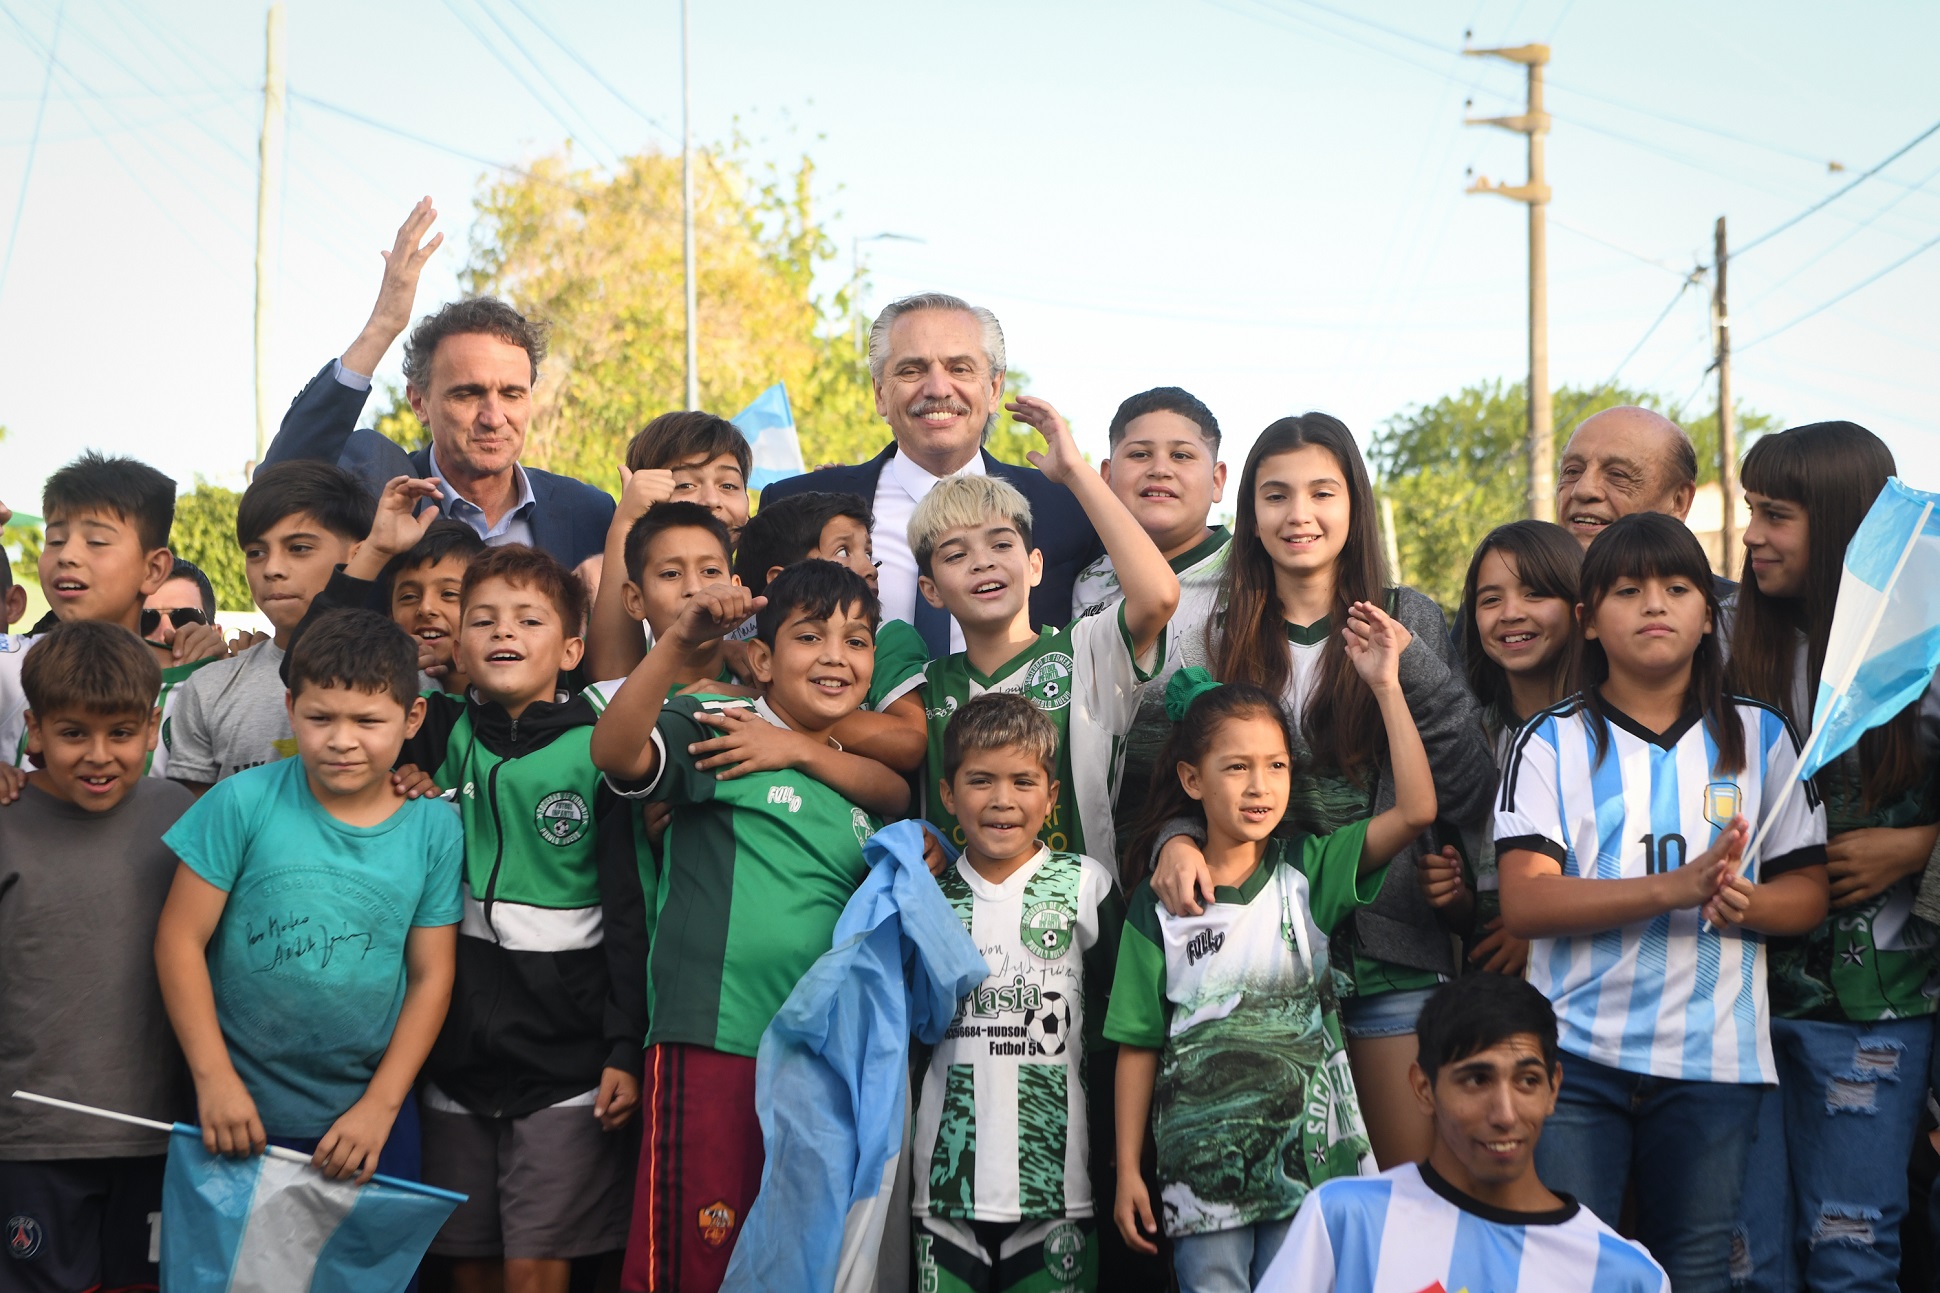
xmin=403 ymin=297 xmax=549 ymax=389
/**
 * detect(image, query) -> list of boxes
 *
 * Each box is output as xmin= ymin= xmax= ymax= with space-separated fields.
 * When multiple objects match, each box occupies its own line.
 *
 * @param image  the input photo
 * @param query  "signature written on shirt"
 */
xmin=245 ymin=911 xmax=375 ymax=974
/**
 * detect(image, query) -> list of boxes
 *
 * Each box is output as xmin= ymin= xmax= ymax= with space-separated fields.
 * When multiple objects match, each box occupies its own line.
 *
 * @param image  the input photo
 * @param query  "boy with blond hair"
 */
xmin=910 ymin=398 xmax=1178 ymax=872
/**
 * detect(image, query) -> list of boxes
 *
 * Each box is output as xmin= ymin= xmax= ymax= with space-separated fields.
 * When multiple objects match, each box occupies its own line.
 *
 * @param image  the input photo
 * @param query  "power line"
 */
xmin=436 ymin=0 xmax=615 ymax=169
xmin=465 ymin=0 xmax=624 ymax=162
xmin=1734 ymin=115 xmax=1940 ymax=258
xmin=497 ymin=0 xmax=678 ymax=144
xmin=1738 ymin=228 xmax=1940 ymax=353
xmin=1744 ymin=157 xmax=1940 ymax=310
xmin=287 ymin=90 xmax=542 ymax=177
xmin=0 ymin=0 xmax=62 ymax=309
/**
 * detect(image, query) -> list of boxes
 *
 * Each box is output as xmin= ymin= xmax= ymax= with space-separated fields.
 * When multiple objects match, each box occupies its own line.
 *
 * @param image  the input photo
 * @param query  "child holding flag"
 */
xmin=1495 ymin=511 xmax=1830 ymax=1291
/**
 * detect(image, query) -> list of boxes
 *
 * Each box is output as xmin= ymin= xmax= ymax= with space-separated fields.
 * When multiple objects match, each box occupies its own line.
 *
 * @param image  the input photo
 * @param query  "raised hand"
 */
xmin=367 ymin=476 xmax=445 ymax=559
xmin=1341 ymin=600 xmax=1411 ymax=690
xmin=1008 ymin=396 xmax=1084 ymax=486
xmin=616 ymin=464 xmax=677 ymax=524
xmin=669 ymin=583 xmax=764 ymax=653
xmin=369 ymin=198 xmax=442 ymax=339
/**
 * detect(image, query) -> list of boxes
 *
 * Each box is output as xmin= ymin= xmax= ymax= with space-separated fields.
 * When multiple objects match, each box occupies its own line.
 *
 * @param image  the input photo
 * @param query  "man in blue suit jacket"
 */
xmin=759 ymin=292 xmax=1101 ymax=656
xmin=263 ymin=199 xmax=614 ymax=570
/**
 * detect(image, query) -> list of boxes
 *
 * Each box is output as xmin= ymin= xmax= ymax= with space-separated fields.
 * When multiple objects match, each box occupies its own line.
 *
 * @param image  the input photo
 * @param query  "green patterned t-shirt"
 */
xmin=1103 ymin=824 xmax=1384 ymax=1235
xmin=911 ymin=847 xmax=1124 ymax=1222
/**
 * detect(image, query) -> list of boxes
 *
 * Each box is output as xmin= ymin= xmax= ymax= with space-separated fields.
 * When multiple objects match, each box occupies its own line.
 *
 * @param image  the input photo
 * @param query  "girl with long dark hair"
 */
xmin=1497 ymin=511 xmax=1829 ymax=1291
xmin=1419 ymin=520 xmax=1583 ymax=976
xmin=1107 ymin=628 xmax=1436 ymax=1291
xmin=1727 ymin=422 xmax=1938 ymax=1292
xmin=1143 ymin=413 xmax=1495 ymax=1169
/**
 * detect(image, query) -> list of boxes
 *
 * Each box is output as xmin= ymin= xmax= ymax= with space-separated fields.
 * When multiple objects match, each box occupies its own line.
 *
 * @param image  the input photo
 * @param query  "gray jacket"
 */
xmin=1160 ymin=586 xmax=1494 ymax=977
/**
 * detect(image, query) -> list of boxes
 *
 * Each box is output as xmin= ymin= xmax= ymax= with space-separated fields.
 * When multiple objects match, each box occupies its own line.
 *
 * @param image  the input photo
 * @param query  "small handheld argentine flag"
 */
xmin=733 ymin=383 xmax=806 ymax=493
xmin=1737 ymin=477 xmax=1940 ymax=878
xmin=12 ymin=1091 xmax=461 ymax=1293
xmin=1796 ymin=477 xmax=1940 ymax=779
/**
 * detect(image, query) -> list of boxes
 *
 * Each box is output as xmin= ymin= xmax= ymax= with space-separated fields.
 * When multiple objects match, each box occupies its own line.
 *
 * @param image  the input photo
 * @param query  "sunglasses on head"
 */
xmin=140 ymin=607 xmax=208 ymax=636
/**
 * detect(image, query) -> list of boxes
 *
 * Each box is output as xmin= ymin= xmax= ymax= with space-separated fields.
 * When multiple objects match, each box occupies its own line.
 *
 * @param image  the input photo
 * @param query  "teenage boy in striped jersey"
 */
xmin=912 ymin=692 xmax=1123 ymax=1293
xmin=1259 ymin=974 xmax=1668 ymax=1293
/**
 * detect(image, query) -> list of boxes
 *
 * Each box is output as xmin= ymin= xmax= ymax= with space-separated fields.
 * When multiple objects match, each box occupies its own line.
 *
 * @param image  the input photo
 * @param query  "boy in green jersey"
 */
xmin=369 ymin=536 xmax=649 ymax=1288
xmin=733 ymin=489 xmax=929 ymax=772
xmin=914 ymin=693 xmax=1124 ymax=1293
xmin=589 ymin=560 xmax=908 ymax=1292
xmin=911 ymin=397 xmax=1179 ymax=874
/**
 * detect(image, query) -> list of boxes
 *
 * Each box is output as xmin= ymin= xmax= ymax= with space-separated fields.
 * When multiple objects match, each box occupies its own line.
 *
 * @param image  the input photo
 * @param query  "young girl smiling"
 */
xmin=1146 ymin=415 xmax=1494 ymax=1168
xmin=1496 ymin=511 xmax=1829 ymax=1292
xmin=1727 ymin=421 xmax=1939 ymax=1292
xmin=1108 ymin=600 xmax=1436 ymax=1292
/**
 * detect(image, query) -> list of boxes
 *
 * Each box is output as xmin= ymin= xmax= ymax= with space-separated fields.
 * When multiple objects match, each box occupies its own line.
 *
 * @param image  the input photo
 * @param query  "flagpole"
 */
xmin=11 ymin=1090 xmax=467 ymax=1201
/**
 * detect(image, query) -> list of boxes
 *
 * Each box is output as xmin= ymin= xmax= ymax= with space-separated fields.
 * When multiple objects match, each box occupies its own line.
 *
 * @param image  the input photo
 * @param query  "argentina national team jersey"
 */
xmin=1259 ymin=1162 xmax=1668 ymax=1293
xmin=1494 ymin=694 xmax=1827 ymax=1084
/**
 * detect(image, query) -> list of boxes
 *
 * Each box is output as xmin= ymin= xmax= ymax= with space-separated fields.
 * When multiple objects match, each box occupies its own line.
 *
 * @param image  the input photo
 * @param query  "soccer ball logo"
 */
xmin=535 ymin=791 xmax=591 ymax=847
xmin=1022 ymin=653 xmax=1077 ymax=712
xmin=1021 ymin=901 xmax=1075 ymax=960
xmin=1024 ymin=990 xmax=1072 ymax=1057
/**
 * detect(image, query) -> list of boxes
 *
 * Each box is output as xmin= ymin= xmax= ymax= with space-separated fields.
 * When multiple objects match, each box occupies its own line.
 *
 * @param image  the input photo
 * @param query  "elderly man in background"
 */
xmin=759 ymin=291 xmax=1102 ymax=657
xmin=1553 ymin=405 xmax=1700 ymax=549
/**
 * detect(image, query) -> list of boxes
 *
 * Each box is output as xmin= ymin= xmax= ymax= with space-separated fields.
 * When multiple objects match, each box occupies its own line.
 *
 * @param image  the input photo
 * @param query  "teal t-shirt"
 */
xmin=163 ymin=758 xmax=465 ymax=1136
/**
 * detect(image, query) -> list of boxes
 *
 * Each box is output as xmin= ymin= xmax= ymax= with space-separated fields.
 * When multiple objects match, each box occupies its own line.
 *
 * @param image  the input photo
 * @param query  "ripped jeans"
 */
xmin=1732 ymin=1015 xmax=1932 ymax=1292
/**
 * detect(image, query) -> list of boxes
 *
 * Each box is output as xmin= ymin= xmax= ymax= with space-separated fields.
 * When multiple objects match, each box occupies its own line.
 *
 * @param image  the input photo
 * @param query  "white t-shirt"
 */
xmin=912 ymin=847 xmax=1122 ymax=1223
xmin=874 ymin=449 xmax=985 ymax=656
xmin=1260 ymin=1161 xmax=1668 ymax=1293
xmin=1494 ymin=693 xmax=1828 ymax=1084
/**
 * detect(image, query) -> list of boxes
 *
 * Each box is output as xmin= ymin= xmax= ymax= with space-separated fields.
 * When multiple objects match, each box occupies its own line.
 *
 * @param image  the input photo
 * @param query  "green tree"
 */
xmin=1368 ymin=380 xmax=1778 ymax=612
xmin=455 ymin=143 xmax=881 ymax=489
xmin=168 ymin=481 xmax=251 ymax=612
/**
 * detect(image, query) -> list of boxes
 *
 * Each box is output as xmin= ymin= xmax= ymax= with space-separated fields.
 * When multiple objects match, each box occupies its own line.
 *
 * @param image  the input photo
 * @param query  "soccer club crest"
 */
xmin=1021 ymin=652 xmax=1077 ymax=712
xmin=1042 ymin=1220 xmax=1086 ymax=1280
xmin=6 ymin=1214 xmax=42 ymax=1259
xmin=534 ymin=791 xmax=591 ymax=846
xmin=697 ymin=1199 xmax=737 ymax=1248
xmin=1022 ymin=900 xmax=1075 ymax=959
xmin=1702 ymin=781 xmax=1742 ymax=830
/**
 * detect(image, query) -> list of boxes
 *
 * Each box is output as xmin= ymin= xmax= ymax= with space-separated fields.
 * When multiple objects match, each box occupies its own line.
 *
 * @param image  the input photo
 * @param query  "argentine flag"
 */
xmin=161 ymin=1128 xmax=461 ymax=1292
xmin=733 ymin=382 xmax=806 ymax=492
xmin=1799 ymin=477 xmax=1940 ymax=779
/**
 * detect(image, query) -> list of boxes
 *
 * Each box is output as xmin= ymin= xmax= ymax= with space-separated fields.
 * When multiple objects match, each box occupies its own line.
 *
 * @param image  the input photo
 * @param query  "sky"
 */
xmin=2 ymin=0 xmax=1937 ymax=518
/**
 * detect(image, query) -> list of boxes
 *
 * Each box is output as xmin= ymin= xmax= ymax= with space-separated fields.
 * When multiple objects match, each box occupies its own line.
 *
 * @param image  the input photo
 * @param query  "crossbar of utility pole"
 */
xmin=253 ymin=3 xmax=286 ymax=471
xmin=1714 ymin=216 xmax=1737 ymax=578
xmin=1465 ymin=41 xmax=1552 ymax=521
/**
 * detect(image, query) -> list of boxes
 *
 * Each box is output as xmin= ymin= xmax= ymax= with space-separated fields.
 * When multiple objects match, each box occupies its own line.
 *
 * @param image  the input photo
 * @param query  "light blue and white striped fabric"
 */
xmin=1798 ymin=478 xmax=1940 ymax=780
xmin=733 ymin=382 xmax=805 ymax=492
xmin=159 ymin=1126 xmax=461 ymax=1292
xmin=1259 ymin=1162 xmax=1668 ymax=1293
xmin=722 ymin=821 xmax=988 ymax=1293
xmin=1494 ymin=696 xmax=1826 ymax=1084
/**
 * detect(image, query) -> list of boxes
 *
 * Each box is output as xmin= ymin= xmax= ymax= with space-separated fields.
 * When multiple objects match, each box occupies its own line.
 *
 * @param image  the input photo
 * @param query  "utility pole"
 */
xmin=252 ymin=2 xmax=286 ymax=469
xmin=680 ymin=0 xmax=698 ymax=410
xmin=1465 ymin=42 xmax=1552 ymax=520
xmin=1713 ymin=216 xmax=1737 ymax=578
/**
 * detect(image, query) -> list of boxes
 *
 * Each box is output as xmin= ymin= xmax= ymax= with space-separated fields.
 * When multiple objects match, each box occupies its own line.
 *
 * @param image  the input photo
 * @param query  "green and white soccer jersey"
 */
xmin=609 ymin=692 xmax=880 ymax=1057
xmin=1071 ymin=528 xmax=1230 ymax=836
xmin=914 ymin=848 xmax=1124 ymax=1223
xmin=868 ymin=618 xmax=929 ymax=711
xmin=1104 ymin=824 xmax=1382 ymax=1236
xmin=921 ymin=603 xmax=1164 ymax=873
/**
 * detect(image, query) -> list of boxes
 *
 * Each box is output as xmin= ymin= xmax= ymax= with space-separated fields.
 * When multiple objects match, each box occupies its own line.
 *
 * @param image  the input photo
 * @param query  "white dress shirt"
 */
xmin=871 ymin=448 xmax=985 ymax=655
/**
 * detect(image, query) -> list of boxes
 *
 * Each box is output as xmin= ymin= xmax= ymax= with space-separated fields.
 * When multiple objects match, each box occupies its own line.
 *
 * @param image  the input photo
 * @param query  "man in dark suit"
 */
xmin=759 ymin=292 xmax=1102 ymax=656
xmin=263 ymin=198 xmax=614 ymax=570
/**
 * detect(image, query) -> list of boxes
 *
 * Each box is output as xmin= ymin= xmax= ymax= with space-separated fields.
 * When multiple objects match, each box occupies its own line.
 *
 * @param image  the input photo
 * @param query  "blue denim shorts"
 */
xmin=1339 ymin=985 xmax=1438 ymax=1040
